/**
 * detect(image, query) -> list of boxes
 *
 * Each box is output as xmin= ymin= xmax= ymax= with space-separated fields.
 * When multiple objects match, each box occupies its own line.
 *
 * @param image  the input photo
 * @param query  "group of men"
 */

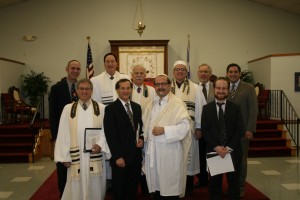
xmin=50 ymin=52 xmax=258 ymax=200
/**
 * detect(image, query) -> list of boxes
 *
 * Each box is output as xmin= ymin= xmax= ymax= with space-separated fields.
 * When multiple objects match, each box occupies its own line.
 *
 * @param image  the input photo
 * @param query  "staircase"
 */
xmin=249 ymin=119 xmax=297 ymax=157
xmin=0 ymin=125 xmax=41 ymax=163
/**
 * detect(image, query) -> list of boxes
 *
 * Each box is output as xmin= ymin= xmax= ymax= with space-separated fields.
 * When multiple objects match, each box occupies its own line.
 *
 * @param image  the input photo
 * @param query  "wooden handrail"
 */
xmin=0 ymin=57 xmax=25 ymax=65
xmin=248 ymin=53 xmax=300 ymax=63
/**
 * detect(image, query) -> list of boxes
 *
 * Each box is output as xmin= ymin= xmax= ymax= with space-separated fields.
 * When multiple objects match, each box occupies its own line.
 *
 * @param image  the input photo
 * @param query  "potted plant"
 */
xmin=22 ymin=70 xmax=51 ymax=106
xmin=240 ymin=70 xmax=255 ymax=85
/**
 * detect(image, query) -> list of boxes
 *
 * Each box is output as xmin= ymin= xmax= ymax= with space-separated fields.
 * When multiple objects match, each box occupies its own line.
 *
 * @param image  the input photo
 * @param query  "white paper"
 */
xmin=85 ymin=128 xmax=101 ymax=152
xmin=206 ymin=152 xmax=235 ymax=176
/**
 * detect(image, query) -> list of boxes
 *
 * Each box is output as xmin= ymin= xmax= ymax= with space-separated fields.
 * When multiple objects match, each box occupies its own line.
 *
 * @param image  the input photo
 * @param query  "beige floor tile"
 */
xmin=10 ymin=177 xmax=32 ymax=182
xmin=281 ymin=183 xmax=300 ymax=190
xmin=261 ymin=170 xmax=281 ymax=175
xmin=0 ymin=191 xmax=14 ymax=198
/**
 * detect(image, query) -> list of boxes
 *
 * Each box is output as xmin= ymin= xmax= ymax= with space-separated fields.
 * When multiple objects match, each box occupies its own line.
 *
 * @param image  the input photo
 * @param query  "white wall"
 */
xmin=1 ymin=0 xmax=300 ymax=118
xmin=249 ymin=54 xmax=300 ymax=115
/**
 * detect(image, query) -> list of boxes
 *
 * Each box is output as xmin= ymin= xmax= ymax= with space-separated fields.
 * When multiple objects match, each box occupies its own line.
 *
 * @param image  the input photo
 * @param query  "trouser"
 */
xmin=198 ymin=137 xmax=209 ymax=184
xmin=56 ymin=162 xmax=67 ymax=198
xmin=240 ymin=138 xmax=249 ymax=192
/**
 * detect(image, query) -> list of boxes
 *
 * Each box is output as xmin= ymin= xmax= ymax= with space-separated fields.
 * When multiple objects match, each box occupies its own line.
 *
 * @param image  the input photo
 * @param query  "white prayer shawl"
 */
xmin=131 ymin=84 xmax=156 ymax=112
xmin=54 ymin=101 xmax=111 ymax=200
xmin=143 ymin=93 xmax=192 ymax=197
xmin=91 ymin=71 xmax=129 ymax=105
xmin=173 ymin=80 xmax=200 ymax=176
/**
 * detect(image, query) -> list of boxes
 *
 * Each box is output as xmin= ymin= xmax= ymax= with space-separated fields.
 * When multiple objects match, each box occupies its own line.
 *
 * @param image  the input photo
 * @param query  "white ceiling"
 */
xmin=0 ymin=0 xmax=300 ymax=16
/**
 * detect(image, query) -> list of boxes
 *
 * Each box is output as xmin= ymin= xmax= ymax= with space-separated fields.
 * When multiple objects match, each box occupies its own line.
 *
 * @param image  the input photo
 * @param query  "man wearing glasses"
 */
xmin=171 ymin=60 xmax=206 ymax=196
xmin=143 ymin=74 xmax=192 ymax=199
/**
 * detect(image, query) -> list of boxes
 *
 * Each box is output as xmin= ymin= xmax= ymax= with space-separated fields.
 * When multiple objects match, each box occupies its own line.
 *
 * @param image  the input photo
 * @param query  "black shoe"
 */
xmin=194 ymin=180 xmax=208 ymax=188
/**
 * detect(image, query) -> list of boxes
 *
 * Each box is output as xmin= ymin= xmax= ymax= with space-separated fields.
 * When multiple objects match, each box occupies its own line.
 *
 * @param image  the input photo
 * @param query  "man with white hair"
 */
xmin=171 ymin=60 xmax=206 ymax=196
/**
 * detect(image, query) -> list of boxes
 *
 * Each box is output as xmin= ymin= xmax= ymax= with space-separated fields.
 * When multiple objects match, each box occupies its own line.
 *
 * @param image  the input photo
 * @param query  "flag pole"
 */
xmin=187 ymin=34 xmax=191 ymax=79
xmin=86 ymin=36 xmax=90 ymax=78
xmin=86 ymin=36 xmax=94 ymax=79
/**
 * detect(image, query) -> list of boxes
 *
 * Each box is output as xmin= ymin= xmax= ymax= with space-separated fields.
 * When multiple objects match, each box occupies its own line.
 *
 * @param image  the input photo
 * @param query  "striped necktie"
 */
xmin=230 ymin=83 xmax=236 ymax=99
xmin=202 ymin=83 xmax=208 ymax=101
xmin=125 ymin=102 xmax=135 ymax=131
xmin=217 ymin=102 xmax=227 ymax=146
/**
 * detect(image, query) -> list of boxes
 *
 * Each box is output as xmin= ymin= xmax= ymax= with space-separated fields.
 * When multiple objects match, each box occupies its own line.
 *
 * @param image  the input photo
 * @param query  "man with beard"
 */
xmin=143 ymin=74 xmax=191 ymax=199
xmin=201 ymin=77 xmax=244 ymax=200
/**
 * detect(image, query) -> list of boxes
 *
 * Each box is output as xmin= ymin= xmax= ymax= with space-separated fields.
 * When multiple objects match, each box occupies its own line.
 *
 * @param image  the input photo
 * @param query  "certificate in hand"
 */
xmin=84 ymin=128 xmax=102 ymax=153
xmin=206 ymin=152 xmax=235 ymax=176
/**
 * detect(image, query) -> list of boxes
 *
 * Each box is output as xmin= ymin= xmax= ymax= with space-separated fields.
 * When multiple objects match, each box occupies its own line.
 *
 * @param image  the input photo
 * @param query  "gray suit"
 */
xmin=229 ymin=80 xmax=258 ymax=192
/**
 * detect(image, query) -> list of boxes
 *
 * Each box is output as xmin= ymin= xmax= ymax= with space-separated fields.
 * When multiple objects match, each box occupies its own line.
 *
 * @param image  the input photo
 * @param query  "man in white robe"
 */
xmin=131 ymin=64 xmax=155 ymax=196
xmin=55 ymin=78 xmax=111 ymax=200
xmin=171 ymin=60 xmax=206 ymax=196
xmin=143 ymin=74 xmax=191 ymax=199
xmin=91 ymin=52 xmax=129 ymax=105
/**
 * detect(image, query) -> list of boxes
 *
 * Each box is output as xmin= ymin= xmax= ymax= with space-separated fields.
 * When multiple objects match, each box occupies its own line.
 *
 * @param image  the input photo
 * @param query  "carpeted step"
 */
xmin=254 ymin=129 xmax=282 ymax=138
xmin=256 ymin=120 xmax=283 ymax=130
xmin=250 ymin=138 xmax=287 ymax=147
xmin=0 ymin=134 xmax=32 ymax=143
xmin=0 ymin=142 xmax=32 ymax=153
xmin=0 ymin=152 xmax=31 ymax=163
xmin=249 ymin=146 xmax=291 ymax=157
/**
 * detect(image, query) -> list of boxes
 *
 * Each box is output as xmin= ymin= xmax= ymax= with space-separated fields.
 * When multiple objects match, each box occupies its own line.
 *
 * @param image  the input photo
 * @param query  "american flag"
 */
xmin=187 ymin=34 xmax=191 ymax=79
xmin=86 ymin=42 xmax=94 ymax=79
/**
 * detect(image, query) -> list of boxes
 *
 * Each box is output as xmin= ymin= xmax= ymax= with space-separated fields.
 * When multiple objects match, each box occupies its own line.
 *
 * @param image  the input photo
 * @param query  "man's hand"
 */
xmin=194 ymin=129 xmax=203 ymax=139
xmin=152 ymin=126 xmax=164 ymax=136
xmin=245 ymin=131 xmax=253 ymax=139
xmin=63 ymin=162 xmax=71 ymax=168
xmin=91 ymin=144 xmax=101 ymax=154
xmin=215 ymin=146 xmax=230 ymax=158
xmin=116 ymin=157 xmax=126 ymax=168
xmin=136 ymin=139 xmax=144 ymax=148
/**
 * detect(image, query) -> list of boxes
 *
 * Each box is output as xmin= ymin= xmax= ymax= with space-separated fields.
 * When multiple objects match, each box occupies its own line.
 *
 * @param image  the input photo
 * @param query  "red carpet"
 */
xmin=30 ymin=170 xmax=269 ymax=200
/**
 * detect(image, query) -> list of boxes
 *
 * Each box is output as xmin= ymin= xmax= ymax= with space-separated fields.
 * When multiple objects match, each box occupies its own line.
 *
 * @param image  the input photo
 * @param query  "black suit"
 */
xmin=104 ymin=99 xmax=143 ymax=200
xmin=48 ymin=77 xmax=72 ymax=197
xmin=201 ymin=100 xmax=244 ymax=200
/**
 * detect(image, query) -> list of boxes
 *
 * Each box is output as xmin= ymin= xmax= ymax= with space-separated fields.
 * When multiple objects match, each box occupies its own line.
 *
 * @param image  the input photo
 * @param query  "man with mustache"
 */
xmin=143 ymin=74 xmax=191 ymax=199
xmin=201 ymin=77 xmax=244 ymax=200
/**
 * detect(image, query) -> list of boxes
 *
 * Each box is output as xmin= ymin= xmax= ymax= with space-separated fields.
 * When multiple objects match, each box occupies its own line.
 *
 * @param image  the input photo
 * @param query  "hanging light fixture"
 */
xmin=133 ymin=0 xmax=146 ymax=37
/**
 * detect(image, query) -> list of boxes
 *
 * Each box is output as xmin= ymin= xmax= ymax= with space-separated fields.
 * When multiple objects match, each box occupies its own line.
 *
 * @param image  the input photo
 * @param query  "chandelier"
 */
xmin=133 ymin=0 xmax=146 ymax=37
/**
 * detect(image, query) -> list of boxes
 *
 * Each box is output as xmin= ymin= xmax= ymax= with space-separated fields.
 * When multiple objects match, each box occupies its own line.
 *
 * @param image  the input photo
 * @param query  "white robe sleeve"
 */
xmin=164 ymin=118 xmax=190 ymax=143
xmin=195 ymin=86 xmax=206 ymax=129
xmin=54 ymin=105 xmax=72 ymax=163
xmin=95 ymin=103 xmax=111 ymax=159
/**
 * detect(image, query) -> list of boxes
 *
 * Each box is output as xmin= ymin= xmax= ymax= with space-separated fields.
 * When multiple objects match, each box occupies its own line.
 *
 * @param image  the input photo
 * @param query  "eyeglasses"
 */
xmin=78 ymin=87 xmax=91 ymax=91
xmin=174 ymin=68 xmax=187 ymax=72
xmin=154 ymin=82 xmax=169 ymax=87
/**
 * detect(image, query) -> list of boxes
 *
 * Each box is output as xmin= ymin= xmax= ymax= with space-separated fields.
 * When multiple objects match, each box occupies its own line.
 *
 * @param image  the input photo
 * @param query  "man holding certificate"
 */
xmin=54 ymin=78 xmax=111 ymax=200
xmin=201 ymin=77 xmax=244 ymax=200
xmin=104 ymin=78 xmax=144 ymax=200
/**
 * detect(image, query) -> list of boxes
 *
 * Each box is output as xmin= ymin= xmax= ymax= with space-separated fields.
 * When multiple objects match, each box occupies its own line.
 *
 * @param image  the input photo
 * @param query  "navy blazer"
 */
xmin=104 ymin=99 xmax=143 ymax=166
xmin=49 ymin=78 xmax=72 ymax=140
xmin=201 ymin=100 xmax=244 ymax=157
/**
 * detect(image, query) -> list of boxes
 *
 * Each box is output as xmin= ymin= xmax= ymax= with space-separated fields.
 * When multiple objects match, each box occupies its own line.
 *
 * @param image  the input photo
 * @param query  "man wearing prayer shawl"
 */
xmin=171 ymin=60 xmax=206 ymax=196
xmin=143 ymin=74 xmax=192 ymax=199
xmin=54 ymin=78 xmax=111 ymax=200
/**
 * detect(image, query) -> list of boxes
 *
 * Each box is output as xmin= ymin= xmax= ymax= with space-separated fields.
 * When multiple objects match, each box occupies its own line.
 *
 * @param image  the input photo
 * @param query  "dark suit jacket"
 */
xmin=230 ymin=80 xmax=258 ymax=133
xmin=201 ymin=100 xmax=244 ymax=157
xmin=104 ymin=99 xmax=143 ymax=166
xmin=49 ymin=77 xmax=72 ymax=140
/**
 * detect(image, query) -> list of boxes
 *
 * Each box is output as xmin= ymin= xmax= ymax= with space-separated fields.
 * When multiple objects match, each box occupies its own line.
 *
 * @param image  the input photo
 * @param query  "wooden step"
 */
xmin=0 ymin=134 xmax=32 ymax=143
xmin=0 ymin=143 xmax=32 ymax=153
xmin=249 ymin=146 xmax=292 ymax=157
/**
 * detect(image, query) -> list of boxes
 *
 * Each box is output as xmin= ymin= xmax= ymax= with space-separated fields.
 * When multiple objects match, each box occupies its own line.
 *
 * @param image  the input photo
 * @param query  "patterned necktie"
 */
xmin=202 ymin=83 xmax=208 ymax=101
xmin=82 ymin=103 xmax=87 ymax=110
xmin=71 ymin=83 xmax=78 ymax=102
xmin=230 ymin=83 xmax=236 ymax=99
xmin=137 ymin=87 xmax=141 ymax=93
xmin=110 ymin=76 xmax=114 ymax=80
xmin=217 ymin=102 xmax=227 ymax=146
xmin=159 ymin=98 xmax=162 ymax=106
xmin=125 ymin=102 xmax=135 ymax=131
